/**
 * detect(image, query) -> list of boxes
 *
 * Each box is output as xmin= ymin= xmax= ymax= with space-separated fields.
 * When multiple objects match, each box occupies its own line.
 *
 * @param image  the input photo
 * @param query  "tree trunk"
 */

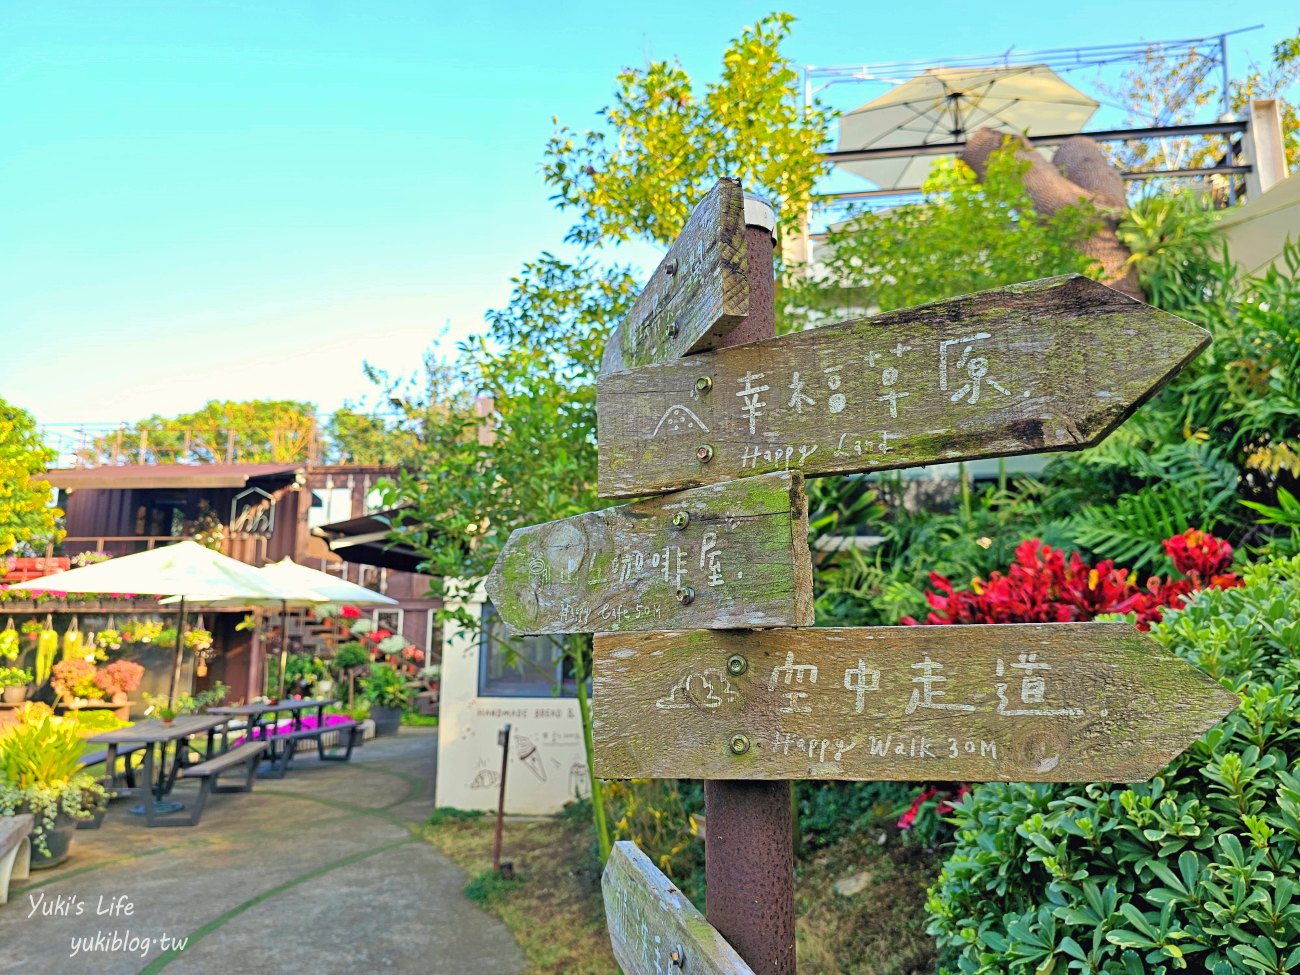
xmin=961 ymin=128 xmax=1144 ymax=300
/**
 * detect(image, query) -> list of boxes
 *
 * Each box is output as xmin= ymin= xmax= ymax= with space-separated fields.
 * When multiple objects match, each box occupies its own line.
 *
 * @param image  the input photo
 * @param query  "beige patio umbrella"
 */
xmin=9 ymin=541 xmax=284 ymax=703
xmin=164 ymin=558 xmax=396 ymax=694
xmin=836 ymin=64 xmax=1099 ymax=190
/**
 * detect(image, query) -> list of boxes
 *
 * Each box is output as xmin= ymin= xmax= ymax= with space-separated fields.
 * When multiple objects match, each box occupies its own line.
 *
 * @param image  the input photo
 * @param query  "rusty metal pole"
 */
xmin=493 ymin=723 xmax=511 ymax=873
xmin=703 ymin=197 xmax=796 ymax=975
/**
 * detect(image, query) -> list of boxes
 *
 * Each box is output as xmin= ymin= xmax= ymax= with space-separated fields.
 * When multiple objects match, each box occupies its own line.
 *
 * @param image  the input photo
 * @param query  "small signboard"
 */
xmin=603 ymin=841 xmax=755 ymax=975
xmin=600 ymin=178 xmax=750 ymax=376
xmin=597 ymin=275 xmax=1210 ymax=497
xmin=592 ymin=623 xmax=1238 ymax=782
xmin=484 ymin=472 xmax=813 ymax=634
xmin=229 ymin=486 xmax=276 ymax=537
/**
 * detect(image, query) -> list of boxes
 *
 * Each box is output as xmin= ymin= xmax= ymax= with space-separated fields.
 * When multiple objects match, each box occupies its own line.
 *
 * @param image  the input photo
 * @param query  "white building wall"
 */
xmin=434 ymin=584 xmax=590 ymax=814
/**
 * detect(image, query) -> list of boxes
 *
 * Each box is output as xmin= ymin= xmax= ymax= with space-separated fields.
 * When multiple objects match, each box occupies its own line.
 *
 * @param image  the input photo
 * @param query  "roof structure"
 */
xmin=44 ymin=463 xmax=303 ymax=491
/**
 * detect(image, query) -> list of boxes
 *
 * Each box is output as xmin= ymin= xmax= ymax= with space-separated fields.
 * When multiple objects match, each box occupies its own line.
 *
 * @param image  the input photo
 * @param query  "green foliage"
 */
xmin=0 ymin=397 xmax=62 ymax=556
xmin=785 ymin=146 xmax=1100 ymax=328
xmin=1241 ymin=488 xmax=1300 ymax=557
xmin=603 ymin=779 xmax=706 ymax=907
xmin=427 ymin=806 xmax=485 ymax=827
xmin=544 ymin=13 xmax=829 ymax=247
xmin=1117 ymin=192 xmax=1223 ymax=310
xmin=332 ymin=641 xmax=370 ymax=672
xmin=0 ymin=712 xmax=109 ymax=855
xmin=926 ymin=556 xmax=1300 ymax=974
xmin=92 ymin=399 xmax=320 ymax=464
xmin=464 ymin=867 xmax=519 ymax=906
xmin=0 ymin=666 xmax=32 ymax=688
xmin=797 ymin=781 xmax=916 ymax=851
xmin=360 ymin=663 xmax=408 ymax=709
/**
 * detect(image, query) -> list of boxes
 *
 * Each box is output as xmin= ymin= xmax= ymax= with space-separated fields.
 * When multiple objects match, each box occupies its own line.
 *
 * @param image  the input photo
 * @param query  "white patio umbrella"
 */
xmin=162 ymin=558 xmax=396 ymax=694
xmin=9 ymin=541 xmax=285 ymax=702
xmin=836 ymin=65 xmax=1099 ymax=190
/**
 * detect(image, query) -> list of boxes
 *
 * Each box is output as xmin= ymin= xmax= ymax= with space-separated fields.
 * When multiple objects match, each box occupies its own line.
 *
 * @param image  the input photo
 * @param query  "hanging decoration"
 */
xmin=35 ymin=614 xmax=58 ymax=686
xmin=188 ymin=614 xmax=215 ymax=677
xmin=62 ymin=615 xmax=84 ymax=661
xmin=0 ymin=619 xmax=17 ymax=661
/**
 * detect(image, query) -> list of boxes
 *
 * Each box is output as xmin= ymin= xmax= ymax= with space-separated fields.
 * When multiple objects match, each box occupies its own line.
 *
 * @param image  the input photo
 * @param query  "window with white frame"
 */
xmin=477 ymin=601 xmax=576 ymax=698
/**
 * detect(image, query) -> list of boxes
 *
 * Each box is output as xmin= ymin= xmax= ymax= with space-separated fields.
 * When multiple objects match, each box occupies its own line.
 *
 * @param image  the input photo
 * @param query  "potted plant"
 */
xmin=143 ymin=693 xmax=178 ymax=725
xmin=333 ymin=641 xmax=370 ymax=707
xmin=360 ymin=663 xmax=408 ymax=736
xmin=50 ymin=659 xmax=104 ymax=706
xmin=0 ymin=710 xmax=109 ymax=868
xmin=93 ymin=660 xmax=145 ymax=704
xmin=0 ymin=667 xmax=33 ymax=704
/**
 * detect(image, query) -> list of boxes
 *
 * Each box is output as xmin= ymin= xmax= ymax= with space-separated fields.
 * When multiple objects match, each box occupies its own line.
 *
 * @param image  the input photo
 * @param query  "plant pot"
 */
xmin=2 ymin=684 xmax=27 ymax=704
xmin=29 ymin=812 xmax=76 ymax=870
xmin=370 ymin=706 xmax=402 ymax=737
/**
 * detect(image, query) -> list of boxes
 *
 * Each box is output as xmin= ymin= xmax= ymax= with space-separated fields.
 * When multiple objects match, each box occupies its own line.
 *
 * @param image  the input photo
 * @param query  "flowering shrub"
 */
xmin=902 ymin=530 xmax=1239 ymax=631
xmin=93 ymin=660 xmax=144 ymax=697
xmin=926 ymin=556 xmax=1300 ymax=974
xmin=50 ymin=659 xmax=102 ymax=701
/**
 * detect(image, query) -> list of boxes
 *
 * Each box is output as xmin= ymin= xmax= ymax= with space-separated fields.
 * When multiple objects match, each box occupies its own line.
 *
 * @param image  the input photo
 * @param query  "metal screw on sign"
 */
xmin=664 ymin=258 xmax=679 ymax=277
xmin=728 ymin=734 xmax=750 ymax=755
xmin=726 ymin=654 xmax=748 ymax=676
xmin=667 ymin=322 xmax=680 ymax=338
xmin=671 ymin=511 xmax=690 ymax=530
xmin=675 ymin=586 xmax=695 ymax=606
xmin=694 ymin=376 xmax=713 ymax=394
xmin=670 ymin=945 xmax=685 ymax=968
xmin=695 ymin=444 xmax=714 ymax=464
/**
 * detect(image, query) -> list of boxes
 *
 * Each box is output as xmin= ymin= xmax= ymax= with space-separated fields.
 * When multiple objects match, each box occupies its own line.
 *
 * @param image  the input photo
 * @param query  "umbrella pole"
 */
xmin=169 ymin=597 xmax=188 ymax=705
xmin=277 ymin=599 xmax=289 ymax=697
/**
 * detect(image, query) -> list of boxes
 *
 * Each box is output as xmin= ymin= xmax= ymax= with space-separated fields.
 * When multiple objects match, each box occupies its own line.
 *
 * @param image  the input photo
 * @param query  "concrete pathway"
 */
xmin=0 ymin=728 xmax=525 ymax=975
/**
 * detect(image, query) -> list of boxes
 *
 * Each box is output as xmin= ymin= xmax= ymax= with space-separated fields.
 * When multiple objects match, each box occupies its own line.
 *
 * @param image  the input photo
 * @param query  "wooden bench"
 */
xmin=144 ymin=741 xmax=268 ymax=828
xmin=0 ymin=815 xmax=33 ymax=906
xmin=261 ymin=720 xmax=361 ymax=778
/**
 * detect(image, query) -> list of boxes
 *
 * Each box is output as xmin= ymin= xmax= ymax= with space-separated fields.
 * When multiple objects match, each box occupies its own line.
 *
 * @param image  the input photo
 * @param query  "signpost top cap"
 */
xmin=743 ymin=193 xmax=777 ymax=240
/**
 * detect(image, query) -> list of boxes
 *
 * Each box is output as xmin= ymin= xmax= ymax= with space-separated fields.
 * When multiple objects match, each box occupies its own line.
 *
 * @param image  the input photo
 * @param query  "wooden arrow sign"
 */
xmin=600 ymin=178 xmax=750 ymax=376
xmin=592 ymin=623 xmax=1238 ymax=782
xmin=596 ymin=275 xmax=1210 ymax=497
xmin=604 ymin=841 xmax=754 ymax=975
xmin=483 ymin=472 xmax=812 ymax=635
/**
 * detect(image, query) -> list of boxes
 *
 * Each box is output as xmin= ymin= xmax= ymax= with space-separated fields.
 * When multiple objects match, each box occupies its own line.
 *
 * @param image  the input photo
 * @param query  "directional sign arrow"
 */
xmin=483 ymin=472 xmax=813 ymax=635
xmin=596 ymin=274 xmax=1210 ymax=498
xmin=600 ymin=177 xmax=750 ymax=376
xmin=592 ymin=623 xmax=1239 ymax=782
xmin=604 ymin=841 xmax=755 ymax=975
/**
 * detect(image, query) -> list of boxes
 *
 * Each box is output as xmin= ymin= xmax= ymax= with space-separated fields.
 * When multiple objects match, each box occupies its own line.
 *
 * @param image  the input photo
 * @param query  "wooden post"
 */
xmin=1243 ymin=99 xmax=1289 ymax=199
xmin=493 ymin=723 xmax=512 ymax=873
xmin=703 ymin=198 xmax=796 ymax=975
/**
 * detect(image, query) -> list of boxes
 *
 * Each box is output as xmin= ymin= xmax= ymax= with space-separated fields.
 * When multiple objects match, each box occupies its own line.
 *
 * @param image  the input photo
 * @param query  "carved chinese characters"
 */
xmin=591 ymin=624 xmax=1239 ymax=782
xmin=484 ymin=472 xmax=813 ymax=634
xmin=597 ymin=275 xmax=1210 ymax=497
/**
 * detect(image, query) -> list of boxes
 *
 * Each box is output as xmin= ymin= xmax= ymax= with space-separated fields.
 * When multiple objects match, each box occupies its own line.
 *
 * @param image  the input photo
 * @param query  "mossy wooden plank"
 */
xmin=592 ymin=623 xmax=1238 ymax=782
xmin=483 ymin=472 xmax=812 ymax=634
xmin=604 ymin=841 xmax=755 ymax=975
xmin=600 ymin=178 xmax=749 ymax=376
xmin=596 ymin=275 xmax=1210 ymax=497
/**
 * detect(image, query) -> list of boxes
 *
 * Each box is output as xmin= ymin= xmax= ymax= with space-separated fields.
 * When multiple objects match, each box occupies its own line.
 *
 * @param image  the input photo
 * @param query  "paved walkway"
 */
xmin=0 ymin=728 xmax=525 ymax=975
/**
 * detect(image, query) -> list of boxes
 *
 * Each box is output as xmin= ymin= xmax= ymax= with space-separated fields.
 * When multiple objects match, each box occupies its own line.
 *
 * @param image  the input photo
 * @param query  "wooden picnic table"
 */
xmin=208 ymin=698 xmax=337 ymax=774
xmin=89 ymin=715 xmax=229 ymax=825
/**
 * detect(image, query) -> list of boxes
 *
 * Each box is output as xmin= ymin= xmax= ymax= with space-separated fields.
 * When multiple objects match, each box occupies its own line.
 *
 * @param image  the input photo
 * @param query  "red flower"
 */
xmin=340 ymin=605 xmax=361 ymax=620
xmin=368 ymin=628 xmax=393 ymax=643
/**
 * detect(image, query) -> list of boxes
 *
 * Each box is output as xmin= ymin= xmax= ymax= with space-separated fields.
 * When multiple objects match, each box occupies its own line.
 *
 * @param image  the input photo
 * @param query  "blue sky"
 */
xmin=1 ymin=1 xmax=1295 ymax=436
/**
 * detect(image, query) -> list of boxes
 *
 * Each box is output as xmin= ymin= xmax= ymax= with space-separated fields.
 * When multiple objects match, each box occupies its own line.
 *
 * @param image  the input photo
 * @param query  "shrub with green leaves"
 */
xmin=926 ymin=555 xmax=1300 ymax=974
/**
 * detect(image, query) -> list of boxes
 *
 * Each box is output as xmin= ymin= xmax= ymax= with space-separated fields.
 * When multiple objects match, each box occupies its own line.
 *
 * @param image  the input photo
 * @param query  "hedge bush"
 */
xmin=926 ymin=555 xmax=1300 ymax=974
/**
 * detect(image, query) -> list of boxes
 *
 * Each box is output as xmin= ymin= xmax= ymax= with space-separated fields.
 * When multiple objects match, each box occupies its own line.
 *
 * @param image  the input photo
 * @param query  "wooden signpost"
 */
xmin=603 ymin=841 xmax=755 ymax=975
xmin=600 ymin=178 xmax=750 ymax=376
xmin=597 ymin=274 xmax=1210 ymax=497
xmin=483 ymin=472 xmax=813 ymax=634
xmin=592 ymin=623 xmax=1239 ymax=782
xmin=484 ymin=179 xmax=1236 ymax=975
